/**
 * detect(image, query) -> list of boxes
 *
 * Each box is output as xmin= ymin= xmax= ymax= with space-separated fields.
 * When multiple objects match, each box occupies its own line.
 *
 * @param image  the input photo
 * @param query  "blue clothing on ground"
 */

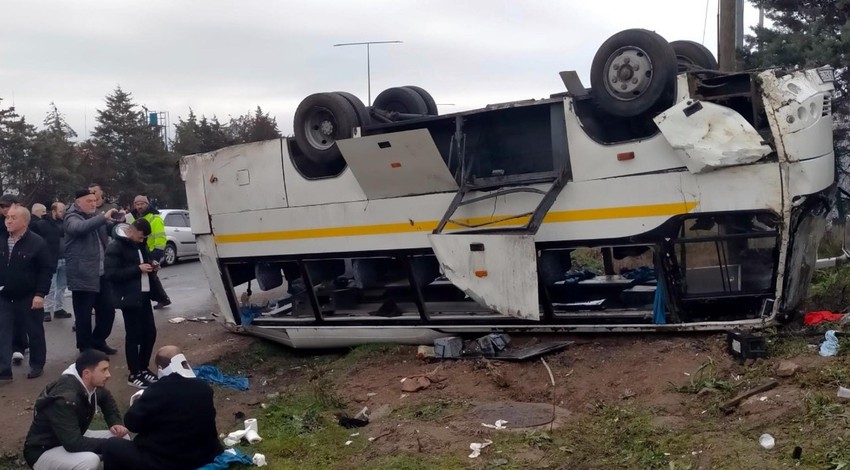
xmin=820 ymin=330 xmax=840 ymax=357
xmin=193 ymin=365 xmax=250 ymax=391
xmin=196 ymin=448 xmax=254 ymax=470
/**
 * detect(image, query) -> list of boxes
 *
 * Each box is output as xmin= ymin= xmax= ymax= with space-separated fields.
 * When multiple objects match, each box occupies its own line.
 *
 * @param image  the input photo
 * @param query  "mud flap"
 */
xmin=428 ymin=234 xmax=540 ymax=321
xmin=654 ymin=100 xmax=772 ymax=174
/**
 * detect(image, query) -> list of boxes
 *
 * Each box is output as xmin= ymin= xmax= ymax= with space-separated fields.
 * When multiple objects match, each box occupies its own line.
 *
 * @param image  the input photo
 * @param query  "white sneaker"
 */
xmin=12 ymin=352 xmax=24 ymax=365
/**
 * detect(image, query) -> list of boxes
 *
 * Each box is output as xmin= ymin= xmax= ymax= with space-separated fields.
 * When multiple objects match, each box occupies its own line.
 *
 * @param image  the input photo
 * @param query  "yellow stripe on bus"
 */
xmin=214 ymin=201 xmax=698 ymax=244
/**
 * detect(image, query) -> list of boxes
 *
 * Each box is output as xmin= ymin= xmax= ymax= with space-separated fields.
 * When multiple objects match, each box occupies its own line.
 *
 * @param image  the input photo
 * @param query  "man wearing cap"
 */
xmin=129 ymin=195 xmax=171 ymax=309
xmin=64 ymin=189 xmax=124 ymax=355
xmin=105 ymin=219 xmax=159 ymax=389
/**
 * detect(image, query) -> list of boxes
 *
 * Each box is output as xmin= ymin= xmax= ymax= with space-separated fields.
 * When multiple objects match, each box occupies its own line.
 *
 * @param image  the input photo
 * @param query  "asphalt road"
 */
xmin=41 ymin=258 xmax=216 ymax=370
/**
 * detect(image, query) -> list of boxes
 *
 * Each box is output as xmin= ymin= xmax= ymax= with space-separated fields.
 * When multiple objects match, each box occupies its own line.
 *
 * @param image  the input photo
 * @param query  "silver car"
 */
xmin=160 ymin=209 xmax=198 ymax=266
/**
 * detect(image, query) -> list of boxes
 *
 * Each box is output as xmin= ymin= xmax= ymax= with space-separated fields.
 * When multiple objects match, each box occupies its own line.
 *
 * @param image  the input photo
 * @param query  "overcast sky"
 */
xmin=1 ymin=0 xmax=764 ymax=141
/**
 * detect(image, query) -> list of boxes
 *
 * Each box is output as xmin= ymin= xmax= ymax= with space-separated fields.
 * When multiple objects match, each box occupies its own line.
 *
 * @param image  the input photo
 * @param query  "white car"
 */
xmin=160 ymin=209 xmax=198 ymax=266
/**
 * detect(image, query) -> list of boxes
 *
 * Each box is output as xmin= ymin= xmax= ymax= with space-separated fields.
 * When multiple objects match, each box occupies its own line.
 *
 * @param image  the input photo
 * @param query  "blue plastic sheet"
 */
xmin=652 ymin=278 xmax=666 ymax=325
xmin=820 ymin=330 xmax=840 ymax=357
xmin=196 ymin=448 xmax=254 ymax=470
xmin=193 ymin=365 xmax=250 ymax=391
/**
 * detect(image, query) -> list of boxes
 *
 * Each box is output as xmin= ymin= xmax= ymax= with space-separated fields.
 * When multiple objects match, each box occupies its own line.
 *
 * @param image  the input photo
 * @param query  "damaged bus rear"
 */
xmin=181 ymin=29 xmax=836 ymax=348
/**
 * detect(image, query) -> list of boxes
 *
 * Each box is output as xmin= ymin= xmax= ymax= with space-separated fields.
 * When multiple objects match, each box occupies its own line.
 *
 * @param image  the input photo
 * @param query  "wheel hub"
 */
xmin=303 ymin=107 xmax=337 ymax=151
xmin=604 ymin=47 xmax=653 ymax=101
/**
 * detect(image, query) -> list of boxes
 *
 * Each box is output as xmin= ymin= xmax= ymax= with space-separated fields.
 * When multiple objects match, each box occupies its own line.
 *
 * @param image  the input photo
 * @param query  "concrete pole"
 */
xmin=718 ymin=0 xmax=738 ymax=71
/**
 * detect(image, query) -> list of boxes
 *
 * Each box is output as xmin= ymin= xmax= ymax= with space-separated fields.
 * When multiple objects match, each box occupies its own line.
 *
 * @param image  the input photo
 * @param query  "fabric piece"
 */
xmin=196 ymin=448 xmax=254 ymax=470
xmin=820 ymin=330 xmax=840 ymax=357
xmin=652 ymin=279 xmax=666 ymax=325
xmin=803 ymin=311 xmax=844 ymax=326
xmin=192 ymin=365 xmax=249 ymax=391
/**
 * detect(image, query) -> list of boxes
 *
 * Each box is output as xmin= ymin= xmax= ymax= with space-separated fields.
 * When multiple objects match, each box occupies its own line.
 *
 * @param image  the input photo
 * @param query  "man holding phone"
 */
xmin=64 ymin=189 xmax=124 ymax=355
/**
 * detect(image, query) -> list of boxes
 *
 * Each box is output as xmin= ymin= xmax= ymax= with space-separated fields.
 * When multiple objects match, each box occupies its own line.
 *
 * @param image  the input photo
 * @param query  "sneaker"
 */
xmin=44 ymin=312 xmax=51 ymax=322
xmin=95 ymin=343 xmax=118 ymax=355
xmin=27 ymin=368 xmax=43 ymax=379
xmin=141 ymin=370 xmax=159 ymax=383
xmin=54 ymin=309 xmax=72 ymax=319
xmin=153 ymin=299 xmax=172 ymax=310
xmin=12 ymin=352 xmax=24 ymax=366
xmin=128 ymin=373 xmax=152 ymax=389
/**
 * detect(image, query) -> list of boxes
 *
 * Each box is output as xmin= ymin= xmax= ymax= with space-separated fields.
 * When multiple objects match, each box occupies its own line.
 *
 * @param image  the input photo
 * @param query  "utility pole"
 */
xmin=334 ymin=40 xmax=403 ymax=106
xmin=718 ymin=0 xmax=738 ymax=71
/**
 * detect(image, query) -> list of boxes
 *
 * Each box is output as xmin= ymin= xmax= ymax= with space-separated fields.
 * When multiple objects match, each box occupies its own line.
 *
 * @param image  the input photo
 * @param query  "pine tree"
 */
xmin=30 ymin=103 xmax=81 ymax=202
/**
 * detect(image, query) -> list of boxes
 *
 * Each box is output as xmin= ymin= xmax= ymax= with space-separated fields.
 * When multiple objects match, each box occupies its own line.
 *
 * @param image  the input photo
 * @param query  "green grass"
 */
xmin=394 ymin=399 xmax=469 ymax=422
xmin=807 ymin=264 xmax=850 ymax=312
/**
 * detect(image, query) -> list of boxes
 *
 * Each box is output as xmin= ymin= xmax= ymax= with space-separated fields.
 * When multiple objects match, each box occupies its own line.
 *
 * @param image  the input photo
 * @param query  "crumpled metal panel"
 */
xmin=654 ymin=100 xmax=772 ymax=174
xmin=429 ymin=234 xmax=540 ymax=320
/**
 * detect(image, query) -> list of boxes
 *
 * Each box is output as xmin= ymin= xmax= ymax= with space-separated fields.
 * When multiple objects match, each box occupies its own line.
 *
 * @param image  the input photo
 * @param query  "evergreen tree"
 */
xmin=30 ymin=103 xmax=81 ymax=202
xmin=226 ymin=106 xmax=281 ymax=144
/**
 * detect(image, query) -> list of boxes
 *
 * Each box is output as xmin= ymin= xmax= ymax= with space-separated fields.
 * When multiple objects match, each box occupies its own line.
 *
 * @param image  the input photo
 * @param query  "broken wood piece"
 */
xmin=719 ymin=380 xmax=779 ymax=414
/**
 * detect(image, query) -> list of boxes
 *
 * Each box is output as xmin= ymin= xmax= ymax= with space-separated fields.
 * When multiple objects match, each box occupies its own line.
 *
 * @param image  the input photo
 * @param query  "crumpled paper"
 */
xmin=468 ymin=439 xmax=494 ymax=458
xmin=481 ymin=419 xmax=508 ymax=430
xmin=252 ymin=453 xmax=267 ymax=467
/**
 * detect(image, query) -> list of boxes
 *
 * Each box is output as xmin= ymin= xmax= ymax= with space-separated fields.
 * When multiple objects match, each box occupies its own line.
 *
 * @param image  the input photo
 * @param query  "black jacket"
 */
xmin=124 ymin=374 xmax=223 ymax=470
xmin=0 ymin=230 xmax=53 ymax=300
xmin=23 ymin=364 xmax=123 ymax=466
xmin=105 ymin=225 xmax=152 ymax=309
xmin=35 ymin=217 xmax=64 ymax=268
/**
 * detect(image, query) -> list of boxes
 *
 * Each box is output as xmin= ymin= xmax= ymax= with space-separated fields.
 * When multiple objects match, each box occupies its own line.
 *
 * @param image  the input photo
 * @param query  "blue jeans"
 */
xmin=45 ymin=259 xmax=67 ymax=314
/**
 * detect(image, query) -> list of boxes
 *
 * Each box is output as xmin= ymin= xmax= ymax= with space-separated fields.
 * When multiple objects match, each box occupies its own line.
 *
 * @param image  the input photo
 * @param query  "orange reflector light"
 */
xmin=474 ymin=270 xmax=488 ymax=278
xmin=390 ymin=162 xmax=402 ymax=168
xmin=617 ymin=152 xmax=635 ymax=161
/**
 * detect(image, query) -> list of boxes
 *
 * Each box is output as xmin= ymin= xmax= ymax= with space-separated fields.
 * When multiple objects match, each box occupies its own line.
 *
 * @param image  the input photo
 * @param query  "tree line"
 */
xmin=0 ymin=87 xmax=281 ymax=209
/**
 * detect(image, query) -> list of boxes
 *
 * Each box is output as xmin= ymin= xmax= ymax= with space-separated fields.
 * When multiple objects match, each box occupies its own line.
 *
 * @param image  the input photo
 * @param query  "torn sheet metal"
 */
xmin=654 ymin=100 xmax=772 ymax=174
xmin=429 ymin=234 xmax=540 ymax=320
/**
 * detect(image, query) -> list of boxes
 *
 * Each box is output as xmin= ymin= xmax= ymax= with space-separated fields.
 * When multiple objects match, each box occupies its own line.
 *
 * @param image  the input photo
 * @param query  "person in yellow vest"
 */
xmin=129 ymin=196 xmax=171 ymax=310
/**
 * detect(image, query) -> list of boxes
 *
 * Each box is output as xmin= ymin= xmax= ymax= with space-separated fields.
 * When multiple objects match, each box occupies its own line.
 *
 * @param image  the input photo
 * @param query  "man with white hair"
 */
xmin=0 ymin=205 xmax=53 ymax=380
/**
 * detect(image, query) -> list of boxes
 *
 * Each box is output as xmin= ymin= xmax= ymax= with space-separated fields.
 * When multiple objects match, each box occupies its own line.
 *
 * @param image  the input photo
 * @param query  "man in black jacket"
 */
xmin=101 ymin=345 xmax=223 ymax=470
xmin=105 ymin=219 xmax=158 ymax=388
xmin=0 ymin=205 xmax=54 ymax=380
xmin=23 ymin=349 xmax=128 ymax=470
xmin=38 ymin=202 xmax=71 ymax=322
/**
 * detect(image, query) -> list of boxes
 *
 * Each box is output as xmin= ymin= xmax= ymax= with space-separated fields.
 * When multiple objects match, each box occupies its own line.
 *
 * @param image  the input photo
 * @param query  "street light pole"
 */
xmin=334 ymin=40 xmax=403 ymax=106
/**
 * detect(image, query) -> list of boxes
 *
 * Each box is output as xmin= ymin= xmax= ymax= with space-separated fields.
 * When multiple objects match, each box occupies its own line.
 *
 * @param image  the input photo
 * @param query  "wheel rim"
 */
xmin=603 ymin=46 xmax=654 ymax=102
xmin=303 ymin=107 xmax=337 ymax=151
xmin=165 ymin=247 xmax=176 ymax=265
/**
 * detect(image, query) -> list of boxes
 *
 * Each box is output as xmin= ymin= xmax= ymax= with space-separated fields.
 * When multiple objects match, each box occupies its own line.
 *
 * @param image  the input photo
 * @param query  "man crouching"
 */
xmin=23 ymin=349 xmax=128 ymax=469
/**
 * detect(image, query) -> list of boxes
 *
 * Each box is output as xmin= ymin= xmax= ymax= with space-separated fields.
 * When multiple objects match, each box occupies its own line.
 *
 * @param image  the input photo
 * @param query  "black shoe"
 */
xmin=54 ymin=309 xmax=72 ymax=319
xmin=43 ymin=312 xmax=51 ymax=322
xmin=95 ymin=343 xmax=118 ymax=355
xmin=27 ymin=368 xmax=43 ymax=379
xmin=153 ymin=299 xmax=172 ymax=310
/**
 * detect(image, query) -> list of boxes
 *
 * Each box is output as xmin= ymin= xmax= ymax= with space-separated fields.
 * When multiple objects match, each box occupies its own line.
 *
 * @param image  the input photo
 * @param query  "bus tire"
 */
xmin=373 ymin=87 xmax=429 ymax=115
xmin=671 ymin=40 xmax=719 ymax=72
xmin=403 ymin=86 xmax=439 ymax=115
xmin=294 ymin=92 xmax=360 ymax=165
xmin=334 ymin=91 xmax=371 ymax=128
xmin=590 ymin=28 xmax=677 ymax=117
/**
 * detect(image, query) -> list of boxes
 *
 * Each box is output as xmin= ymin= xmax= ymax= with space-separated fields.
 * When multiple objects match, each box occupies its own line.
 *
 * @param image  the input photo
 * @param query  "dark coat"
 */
xmin=104 ymin=226 xmax=152 ymax=309
xmin=124 ymin=374 xmax=223 ymax=470
xmin=0 ymin=230 xmax=53 ymax=300
xmin=23 ymin=367 xmax=123 ymax=466
xmin=35 ymin=216 xmax=64 ymax=268
xmin=64 ymin=204 xmax=109 ymax=292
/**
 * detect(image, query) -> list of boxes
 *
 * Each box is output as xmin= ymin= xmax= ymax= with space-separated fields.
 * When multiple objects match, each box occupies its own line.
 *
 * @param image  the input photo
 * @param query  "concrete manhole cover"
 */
xmin=470 ymin=402 xmax=570 ymax=429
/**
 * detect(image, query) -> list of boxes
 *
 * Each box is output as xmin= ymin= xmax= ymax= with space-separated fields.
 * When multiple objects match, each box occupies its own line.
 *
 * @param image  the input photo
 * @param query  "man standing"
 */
xmin=39 ymin=202 xmax=72 ymax=322
xmin=23 ymin=349 xmax=128 ymax=470
xmin=65 ymin=189 xmax=122 ymax=355
xmin=89 ymin=184 xmax=118 ymax=216
xmin=130 ymin=195 xmax=171 ymax=309
xmin=29 ymin=204 xmax=47 ymax=234
xmin=0 ymin=206 xmax=53 ymax=380
xmin=0 ymin=194 xmax=21 ymax=237
xmin=101 ymin=345 xmax=222 ymax=470
xmin=105 ymin=219 xmax=158 ymax=388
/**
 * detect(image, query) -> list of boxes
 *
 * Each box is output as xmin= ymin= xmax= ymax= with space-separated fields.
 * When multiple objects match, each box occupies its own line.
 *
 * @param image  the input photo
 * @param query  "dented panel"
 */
xmin=429 ymin=234 xmax=540 ymax=321
xmin=654 ymin=100 xmax=772 ymax=174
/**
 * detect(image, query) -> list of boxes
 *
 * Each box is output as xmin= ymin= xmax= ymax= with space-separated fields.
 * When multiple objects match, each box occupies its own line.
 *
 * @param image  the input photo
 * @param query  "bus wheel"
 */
xmin=590 ymin=28 xmax=677 ymax=117
xmin=373 ymin=87 xmax=429 ymax=114
xmin=671 ymin=40 xmax=719 ymax=72
xmin=403 ymin=86 xmax=439 ymax=115
xmin=293 ymin=92 xmax=361 ymax=164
